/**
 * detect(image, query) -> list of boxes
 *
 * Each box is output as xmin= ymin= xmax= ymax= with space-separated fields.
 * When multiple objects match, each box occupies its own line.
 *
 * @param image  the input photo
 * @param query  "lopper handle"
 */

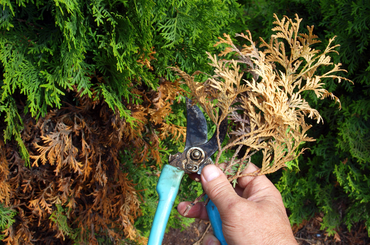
xmin=148 ymin=164 xmax=184 ymax=245
xmin=205 ymin=195 xmax=227 ymax=245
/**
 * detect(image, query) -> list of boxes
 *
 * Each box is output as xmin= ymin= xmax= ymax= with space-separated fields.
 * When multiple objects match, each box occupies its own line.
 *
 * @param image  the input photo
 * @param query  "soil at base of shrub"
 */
xmin=163 ymin=213 xmax=370 ymax=245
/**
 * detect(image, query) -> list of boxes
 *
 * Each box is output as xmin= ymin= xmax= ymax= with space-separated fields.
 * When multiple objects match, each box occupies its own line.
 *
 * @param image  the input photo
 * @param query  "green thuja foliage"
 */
xmin=49 ymin=204 xmax=74 ymax=240
xmin=0 ymin=96 xmax=28 ymax=162
xmin=242 ymin=0 xmax=370 ymax=236
xmin=0 ymin=203 xmax=16 ymax=240
xmin=0 ymin=0 xmax=246 ymax=162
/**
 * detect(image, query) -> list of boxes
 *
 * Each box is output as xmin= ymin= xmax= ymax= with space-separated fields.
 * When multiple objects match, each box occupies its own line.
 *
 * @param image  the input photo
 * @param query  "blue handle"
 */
xmin=148 ymin=165 xmax=184 ymax=245
xmin=205 ymin=195 xmax=227 ymax=245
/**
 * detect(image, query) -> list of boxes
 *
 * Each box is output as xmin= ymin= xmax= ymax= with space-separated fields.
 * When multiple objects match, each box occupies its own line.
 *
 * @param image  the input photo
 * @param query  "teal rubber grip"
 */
xmin=205 ymin=196 xmax=227 ymax=245
xmin=148 ymin=165 xmax=184 ymax=245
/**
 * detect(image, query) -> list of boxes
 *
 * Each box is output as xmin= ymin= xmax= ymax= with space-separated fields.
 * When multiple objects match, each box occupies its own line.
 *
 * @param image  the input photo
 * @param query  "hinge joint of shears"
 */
xmin=169 ymin=147 xmax=213 ymax=175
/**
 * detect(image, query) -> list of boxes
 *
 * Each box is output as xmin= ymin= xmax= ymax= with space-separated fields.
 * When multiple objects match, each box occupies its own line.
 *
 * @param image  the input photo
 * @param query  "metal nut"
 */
xmin=191 ymin=149 xmax=202 ymax=160
xmin=186 ymin=164 xmax=198 ymax=172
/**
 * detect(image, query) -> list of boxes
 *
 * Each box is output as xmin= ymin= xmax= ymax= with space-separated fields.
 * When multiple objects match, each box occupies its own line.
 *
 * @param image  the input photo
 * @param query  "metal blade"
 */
xmin=199 ymin=116 xmax=228 ymax=159
xmin=185 ymin=98 xmax=208 ymax=150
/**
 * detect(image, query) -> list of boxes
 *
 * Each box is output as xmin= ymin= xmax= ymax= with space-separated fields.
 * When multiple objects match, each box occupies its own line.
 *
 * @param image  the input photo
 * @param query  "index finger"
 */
xmin=237 ymin=163 xmax=282 ymax=203
xmin=177 ymin=201 xmax=209 ymax=220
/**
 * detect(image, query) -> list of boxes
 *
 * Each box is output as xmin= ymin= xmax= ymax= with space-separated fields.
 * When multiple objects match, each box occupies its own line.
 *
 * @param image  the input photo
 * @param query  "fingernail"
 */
xmin=202 ymin=165 xmax=220 ymax=182
xmin=207 ymin=240 xmax=218 ymax=245
xmin=206 ymin=236 xmax=220 ymax=245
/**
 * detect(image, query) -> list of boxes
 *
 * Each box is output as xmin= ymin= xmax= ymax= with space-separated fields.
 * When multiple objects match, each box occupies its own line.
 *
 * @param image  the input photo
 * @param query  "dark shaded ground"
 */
xmin=163 ymin=219 xmax=211 ymax=245
xmin=163 ymin=213 xmax=370 ymax=245
xmin=293 ymin=213 xmax=369 ymax=245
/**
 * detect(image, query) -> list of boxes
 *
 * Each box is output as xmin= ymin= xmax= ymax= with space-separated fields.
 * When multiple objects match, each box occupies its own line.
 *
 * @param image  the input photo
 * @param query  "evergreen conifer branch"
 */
xmin=173 ymin=14 xmax=352 ymax=180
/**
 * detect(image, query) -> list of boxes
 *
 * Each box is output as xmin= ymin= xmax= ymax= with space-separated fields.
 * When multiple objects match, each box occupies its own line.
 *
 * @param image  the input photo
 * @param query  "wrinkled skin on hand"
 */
xmin=177 ymin=164 xmax=298 ymax=245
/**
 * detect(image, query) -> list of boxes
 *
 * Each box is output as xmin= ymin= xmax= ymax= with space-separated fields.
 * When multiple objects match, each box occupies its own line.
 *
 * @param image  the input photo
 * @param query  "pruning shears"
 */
xmin=148 ymin=98 xmax=228 ymax=245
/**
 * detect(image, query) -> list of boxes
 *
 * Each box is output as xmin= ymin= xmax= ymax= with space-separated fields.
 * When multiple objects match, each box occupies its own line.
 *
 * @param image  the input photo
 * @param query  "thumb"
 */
xmin=201 ymin=165 xmax=239 ymax=212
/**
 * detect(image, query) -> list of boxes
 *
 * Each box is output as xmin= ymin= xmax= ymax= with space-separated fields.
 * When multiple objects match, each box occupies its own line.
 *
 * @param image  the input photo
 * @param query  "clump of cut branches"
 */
xmin=172 ymin=14 xmax=352 ymax=182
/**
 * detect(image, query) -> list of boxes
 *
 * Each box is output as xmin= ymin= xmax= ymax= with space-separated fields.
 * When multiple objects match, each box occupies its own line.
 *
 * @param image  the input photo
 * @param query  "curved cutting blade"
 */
xmin=199 ymin=115 xmax=228 ymax=159
xmin=185 ymin=98 xmax=208 ymax=150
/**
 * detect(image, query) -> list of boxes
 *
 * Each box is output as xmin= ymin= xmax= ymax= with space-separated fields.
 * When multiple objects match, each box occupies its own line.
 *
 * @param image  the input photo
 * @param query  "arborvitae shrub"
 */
xmin=0 ymin=0 xmax=246 ymax=243
xmin=3 ymin=0 xmax=369 ymax=241
xmin=0 ymin=0 xmax=245 ymax=161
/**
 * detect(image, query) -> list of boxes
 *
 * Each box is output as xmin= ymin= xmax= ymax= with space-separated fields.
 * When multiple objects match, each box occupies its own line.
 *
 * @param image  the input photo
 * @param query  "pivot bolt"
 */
xmin=191 ymin=149 xmax=202 ymax=160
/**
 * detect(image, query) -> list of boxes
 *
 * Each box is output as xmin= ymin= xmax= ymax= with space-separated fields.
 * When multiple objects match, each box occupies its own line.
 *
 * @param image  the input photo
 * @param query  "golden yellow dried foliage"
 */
xmin=172 ymin=14 xmax=352 ymax=181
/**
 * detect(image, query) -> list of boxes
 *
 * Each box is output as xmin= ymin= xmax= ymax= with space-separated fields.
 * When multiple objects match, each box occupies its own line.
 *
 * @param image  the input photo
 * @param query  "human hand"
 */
xmin=177 ymin=164 xmax=297 ymax=245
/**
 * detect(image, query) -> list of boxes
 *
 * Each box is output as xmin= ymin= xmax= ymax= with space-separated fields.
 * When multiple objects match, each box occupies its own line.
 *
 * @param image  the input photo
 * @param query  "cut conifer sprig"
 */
xmin=172 ymin=14 xmax=352 ymax=182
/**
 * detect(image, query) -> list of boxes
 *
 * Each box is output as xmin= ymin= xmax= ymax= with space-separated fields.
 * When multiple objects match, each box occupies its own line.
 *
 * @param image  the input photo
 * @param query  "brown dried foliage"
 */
xmin=137 ymin=47 xmax=157 ymax=71
xmin=172 ymin=14 xmax=352 ymax=181
xmin=0 ymin=78 xmax=186 ymax=244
